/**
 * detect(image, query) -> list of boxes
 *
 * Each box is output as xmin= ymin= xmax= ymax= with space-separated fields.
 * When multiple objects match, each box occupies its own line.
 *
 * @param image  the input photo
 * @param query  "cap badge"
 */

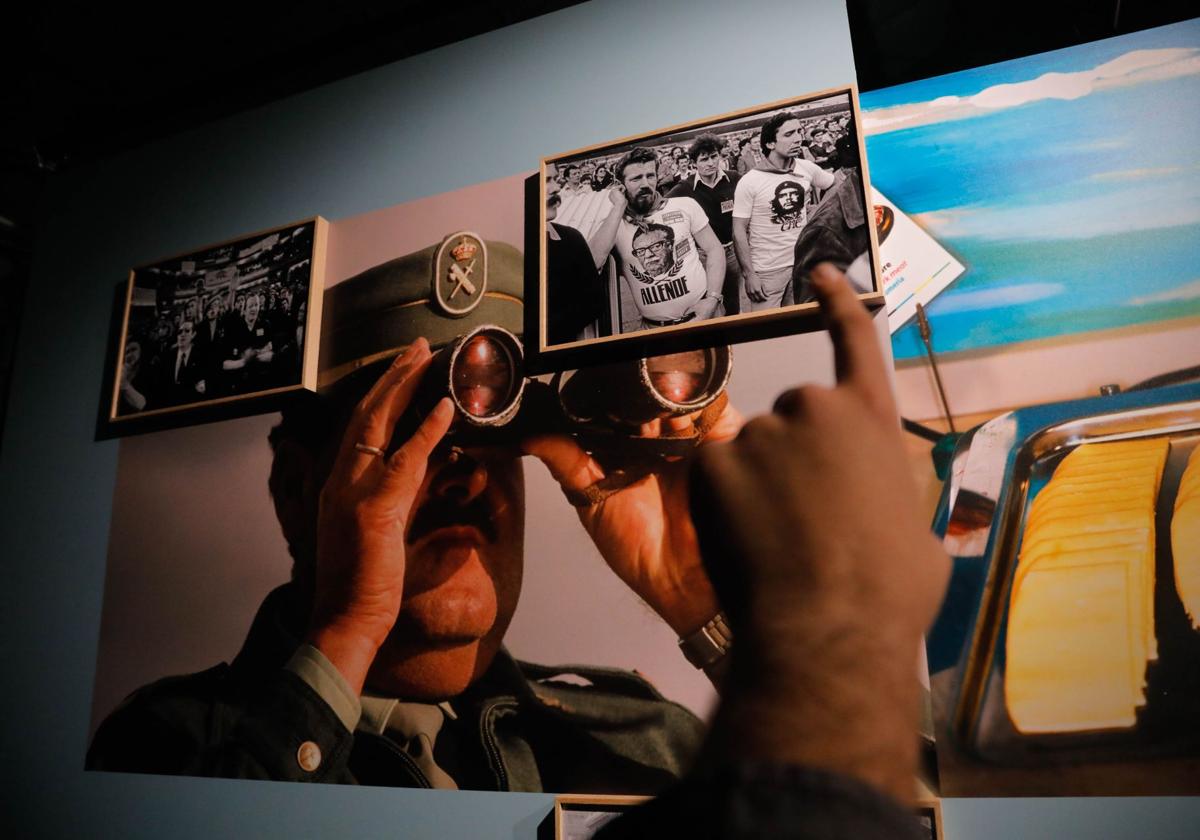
xmin=433 ymin=232 xmax=488 ymax=317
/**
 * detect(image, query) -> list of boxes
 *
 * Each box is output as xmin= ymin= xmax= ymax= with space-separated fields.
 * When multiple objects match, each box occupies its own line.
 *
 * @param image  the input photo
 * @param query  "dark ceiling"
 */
xmin=2 ymin=3 xmax=584 ymax=223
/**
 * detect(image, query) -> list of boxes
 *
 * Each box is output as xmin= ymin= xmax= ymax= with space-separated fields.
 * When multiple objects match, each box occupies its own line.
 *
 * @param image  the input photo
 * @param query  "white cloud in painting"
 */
xmin=1088 ymin=166 xmax=1184 ymax=182
xmin=1063 ymin=138 xmax=1129 ymax=153
xmin=864 ymin=48 xmax=1200 ymax=135
xmin=1129 ymin=279 xmax=1200 ymax=305
xmin=912 ymin=179 xmax=1200 ymax=241
xmin=932 ymin=283 xmax=1065 ymax=314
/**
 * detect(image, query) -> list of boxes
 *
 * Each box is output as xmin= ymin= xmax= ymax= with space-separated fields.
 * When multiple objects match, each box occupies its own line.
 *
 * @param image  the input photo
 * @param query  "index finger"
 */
xmin=336 ymin=339 xmax=434 ymax=476
xmin=809 ymin=262 xmax=897 ymax=424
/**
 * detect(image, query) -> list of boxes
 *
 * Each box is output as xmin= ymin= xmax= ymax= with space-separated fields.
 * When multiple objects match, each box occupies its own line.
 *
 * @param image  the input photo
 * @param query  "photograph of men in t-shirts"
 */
xmin=732 ymin=111 xmax=835 ymax=311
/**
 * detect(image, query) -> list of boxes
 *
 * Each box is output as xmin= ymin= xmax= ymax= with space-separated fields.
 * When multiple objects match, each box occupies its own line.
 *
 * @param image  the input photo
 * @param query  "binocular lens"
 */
xmin=447 ymin=327 xmax=524 ymax=425
xmin=640 ymin=347 xmax=732 ymax=416
xmin=437 ymin=325 xmax=730 ymax=434
xmin=644 ymin=351 xmax=715 ymax=406
xmin=557 ymin=345 xmax=732 ymax=426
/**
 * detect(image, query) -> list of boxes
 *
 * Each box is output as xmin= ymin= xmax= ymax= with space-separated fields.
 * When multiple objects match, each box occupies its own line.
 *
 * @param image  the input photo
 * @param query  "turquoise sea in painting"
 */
xmin=861 ymin=20 xmax=1200 ymax=362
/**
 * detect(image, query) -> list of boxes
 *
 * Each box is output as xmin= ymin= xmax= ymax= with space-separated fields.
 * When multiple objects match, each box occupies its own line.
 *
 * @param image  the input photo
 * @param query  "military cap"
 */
xmin=318 ymin=231 xmax=523 ymax=391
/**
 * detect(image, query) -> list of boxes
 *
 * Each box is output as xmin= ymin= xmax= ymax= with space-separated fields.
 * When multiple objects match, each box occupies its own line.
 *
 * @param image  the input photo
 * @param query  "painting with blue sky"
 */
xmin=861 ymin=19 xmax=1200 ymax=362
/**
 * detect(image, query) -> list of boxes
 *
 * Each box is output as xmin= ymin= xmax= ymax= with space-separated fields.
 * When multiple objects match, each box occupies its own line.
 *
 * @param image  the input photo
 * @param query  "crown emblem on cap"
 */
xmin=432 ymin=231 xmax=488 ymax=318
xmin=450 ymin=237 xmax=478 ymax=262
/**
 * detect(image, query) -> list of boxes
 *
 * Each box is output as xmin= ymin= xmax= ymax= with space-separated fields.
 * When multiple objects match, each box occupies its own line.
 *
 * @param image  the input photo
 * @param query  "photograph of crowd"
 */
xmin=539 ymin=89 xmax=877 ymax=355
xmin=110 ymin=219 xmax=325 ymax=421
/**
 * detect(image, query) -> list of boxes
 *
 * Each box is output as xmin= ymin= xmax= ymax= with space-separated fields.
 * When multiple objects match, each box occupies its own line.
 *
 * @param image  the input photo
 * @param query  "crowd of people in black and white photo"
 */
xmin=117 ymin=230 xmax=313 ymax=415
xmin=544 ymin=101 xmax=870 ymax=344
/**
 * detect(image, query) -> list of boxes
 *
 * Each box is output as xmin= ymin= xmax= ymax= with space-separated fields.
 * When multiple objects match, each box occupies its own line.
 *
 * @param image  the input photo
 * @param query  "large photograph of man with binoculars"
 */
xmin=87 ymin=168 xmax=876 ymax=796
xmin=538 ymin=89 xmax=881 ymax=368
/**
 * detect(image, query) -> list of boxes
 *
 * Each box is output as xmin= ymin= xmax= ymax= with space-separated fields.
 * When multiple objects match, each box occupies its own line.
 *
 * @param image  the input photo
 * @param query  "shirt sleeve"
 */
xmin=285 ymin=643 xmax=361 ymax=732
xmin=682 ymin=197 xmax=709 ymax=235
xmin=794 ymin=158 xmax=836 ymax=189
xmin=731 ymin=175 xmax=754 ymax=219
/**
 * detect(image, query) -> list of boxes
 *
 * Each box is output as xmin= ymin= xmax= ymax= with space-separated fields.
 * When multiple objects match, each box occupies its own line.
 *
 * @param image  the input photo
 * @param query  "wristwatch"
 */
xmin=678 ymin=611 xmax=733 ymax=670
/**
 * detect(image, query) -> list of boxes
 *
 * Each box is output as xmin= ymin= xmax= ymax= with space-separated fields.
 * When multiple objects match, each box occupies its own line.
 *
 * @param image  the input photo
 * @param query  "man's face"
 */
xmin=545 ymin=177 xmax=561 ymax=222
xmin=695 ymin=150 xmax=721 ymax=180
xmin=367 ymin=445 xmax=525 ymax=699
xmin=206 ymin=300 xmax=220 ymax=321
xmin=633 ymin=230 xmax=672 ymax=275
xmin=296 ymin=423 xmax=526 ymax=700
xmin=124 ymin=341 xmax=141 ymax=368
xmin=178 ymin=321 xmax=195 ymax=351
xmin=622 ymin=161 xmax=659 ymax=212
xmin=776 ymin=183 xmax=803 ymax=213
xmin=767 ymin=119 xmax=804 ymax=160
xmin=246 ymin=295 xmax=261 ymax=320
xmin=566 ymin=168 xmax=581 ymax=187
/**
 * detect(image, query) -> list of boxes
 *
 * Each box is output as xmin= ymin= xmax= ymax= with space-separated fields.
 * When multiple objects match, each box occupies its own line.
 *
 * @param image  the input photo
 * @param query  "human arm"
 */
xmin=731 ymin=216 xmax=763 ymax=303
xmin=523 ymin=402 xmax=743 ymax=640
xmin=596 ymin=263 xmax=947 ymax=837
xmin=689 ymin=222 xmax=726 ymax=320
xmin=794 ymin=157 xmax=836 ymax=190
xmin=690 ymin=263 xmax=947 ymax=802
xmin=254 ymin=341 xmax=274 ymax=363
xmin=119 ymin=364 xmax=147 ymax=411
xmin=586 ymin=185 xmax=628 ymax=271
xmin=304 ymin=340 xmax=455 ymax=694
xmin=222 ymin=349 xmax=253 ymax=370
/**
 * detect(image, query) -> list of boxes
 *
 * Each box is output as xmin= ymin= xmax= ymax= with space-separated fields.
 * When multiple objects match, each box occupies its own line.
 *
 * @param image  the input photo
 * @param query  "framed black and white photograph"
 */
xmin=553 ymin=795 xmax=647 ymax=840
xmin=102 ymin=217 xmax=326 ymax=434
xmin=525 ymin=87 xmax=882 ymax=374
xmin=915 ymin=798 xmax=945 ymax=840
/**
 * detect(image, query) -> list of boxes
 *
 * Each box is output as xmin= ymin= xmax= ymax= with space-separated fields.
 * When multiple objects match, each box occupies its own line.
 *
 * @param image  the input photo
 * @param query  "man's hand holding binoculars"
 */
xmin=306 ymin=339 xmax=455 ymax=696
xmin=523 ymin=402 xmax=744 ymax=639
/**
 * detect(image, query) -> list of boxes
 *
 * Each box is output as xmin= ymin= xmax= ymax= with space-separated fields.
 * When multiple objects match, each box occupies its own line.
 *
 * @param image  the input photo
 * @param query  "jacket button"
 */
xmin=297 ymin=740 xmax=322 ymax=772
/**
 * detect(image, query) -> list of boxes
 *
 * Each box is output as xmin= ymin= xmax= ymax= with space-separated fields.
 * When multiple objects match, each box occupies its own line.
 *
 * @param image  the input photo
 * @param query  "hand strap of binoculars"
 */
xmin=562 ymin=392 xmax=730 ymax=507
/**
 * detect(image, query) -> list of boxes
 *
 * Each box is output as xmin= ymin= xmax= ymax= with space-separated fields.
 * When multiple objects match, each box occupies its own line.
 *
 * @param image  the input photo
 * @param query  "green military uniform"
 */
xmin=86 ymin=584 xmax=703 ymax=791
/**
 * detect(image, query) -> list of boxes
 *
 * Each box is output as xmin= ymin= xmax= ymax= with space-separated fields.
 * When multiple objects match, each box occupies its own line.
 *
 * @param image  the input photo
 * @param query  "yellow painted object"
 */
xmin=1172 ymin=448 xmax=1200 ymax=629
xmin=1006 ymin=563 xmax=1138 ymax=733
xmin=1006 ymin=438 xmax=1168 ymax=734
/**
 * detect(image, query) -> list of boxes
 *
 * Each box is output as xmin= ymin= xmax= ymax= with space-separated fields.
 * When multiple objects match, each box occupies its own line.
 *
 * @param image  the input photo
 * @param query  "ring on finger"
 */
xmin=354 ymin=442 xmax=385 ymax=458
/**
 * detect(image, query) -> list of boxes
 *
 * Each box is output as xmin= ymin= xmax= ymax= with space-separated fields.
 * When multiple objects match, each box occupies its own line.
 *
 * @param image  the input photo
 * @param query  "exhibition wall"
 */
xmin=2 ymin=0 xmax=1197 ymax=836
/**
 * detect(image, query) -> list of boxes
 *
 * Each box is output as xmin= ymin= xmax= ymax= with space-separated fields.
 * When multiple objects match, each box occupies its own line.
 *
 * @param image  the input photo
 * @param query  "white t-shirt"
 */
xmin=615 ymin=196 xmax=711 ymax=321
xmin=732 ymin=160 xmax=829 ymax=274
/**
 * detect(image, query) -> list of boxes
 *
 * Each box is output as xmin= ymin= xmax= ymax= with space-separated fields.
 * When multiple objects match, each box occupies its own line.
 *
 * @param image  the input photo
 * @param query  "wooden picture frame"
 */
xmin=554 ymin=794 xmax=648 ymax=840
xmin=100 ymin=216 xmax=327 ymax=436
xmin=526 ymin=86 xmax=883 ymax=374
xmin=549 ymin=793 xmax=943 ymax=837
xmin=915 ymin=797 xmax=945 ymax=840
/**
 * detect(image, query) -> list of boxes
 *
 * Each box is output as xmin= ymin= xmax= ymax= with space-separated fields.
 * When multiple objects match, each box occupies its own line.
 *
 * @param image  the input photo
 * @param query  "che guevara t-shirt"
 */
xmin=732 ymin=161 xmax=825 ymax=274
xmin=614 ymin=196 xmax=711 ymax=322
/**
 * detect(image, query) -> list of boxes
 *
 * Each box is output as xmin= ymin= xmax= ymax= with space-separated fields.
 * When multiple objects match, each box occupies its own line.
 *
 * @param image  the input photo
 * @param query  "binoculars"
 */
xmin=402 ymin=324 xmax=733 ymax=462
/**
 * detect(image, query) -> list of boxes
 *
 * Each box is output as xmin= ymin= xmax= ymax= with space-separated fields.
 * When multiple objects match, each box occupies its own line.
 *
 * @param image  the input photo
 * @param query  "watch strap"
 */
xmin=678 ymin=611 xmax=733 ymax=670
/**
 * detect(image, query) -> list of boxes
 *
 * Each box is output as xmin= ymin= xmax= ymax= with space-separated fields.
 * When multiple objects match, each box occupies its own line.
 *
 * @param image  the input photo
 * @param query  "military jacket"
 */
xmin=87 ymin=585 xmax=704 ymax=792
